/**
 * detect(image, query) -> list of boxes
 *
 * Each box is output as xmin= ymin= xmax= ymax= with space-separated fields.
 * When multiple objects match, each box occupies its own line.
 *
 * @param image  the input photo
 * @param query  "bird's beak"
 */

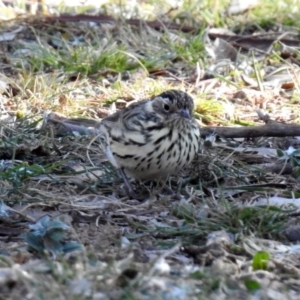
xmin=179 ymin=109 xmax=191 ymax=119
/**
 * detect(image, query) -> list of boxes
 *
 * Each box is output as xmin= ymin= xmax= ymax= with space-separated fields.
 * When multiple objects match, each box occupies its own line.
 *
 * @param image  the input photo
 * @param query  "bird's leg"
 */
xmin=103 ymin=144 xmax=138 ymax=198
xmin=154 ymin=177 xmax=173 ymax=195
xmin=118 ymin=168 xmax=138 ymax=198
xmin=160 ymin=178 xmax=182 ymax=200
xmin=162 ymin=182 xmax=175 ymax=195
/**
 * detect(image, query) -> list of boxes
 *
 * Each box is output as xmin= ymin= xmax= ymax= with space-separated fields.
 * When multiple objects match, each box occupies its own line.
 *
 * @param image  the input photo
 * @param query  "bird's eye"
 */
xmin=164 ymin=104 xmax=170 ymax=112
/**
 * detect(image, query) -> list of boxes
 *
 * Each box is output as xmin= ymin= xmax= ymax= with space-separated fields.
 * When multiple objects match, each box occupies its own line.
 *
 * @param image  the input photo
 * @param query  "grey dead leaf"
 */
xmin=49 ymin=33 xmax=66 ymax=48
xmin=264 ymin=67 xmax=300 ymax=88
xmin=55 ymin=34 xmax=83 ymax=48
xmin=284 ymin=225 xmax=300 ymax=242
xmin=31 ymin=167 xmax=105 ymax=184
xmin=206 ymin=230 xmax=235 ymax=245
xmin=240 ymin=74 xmax=259 ymax=87
xmin=11 ymin=202 xmax=59 ymax=220
xmin=0 ymin=107 xmax=15 ymax=123
xmin=233 ymin=88 xmax=281 ymax=107
xmin=238 ymin=61 xmax=255 ymax=76
xmin=227 ymin=0 xmax=260 ymax=15
xmin=13 ymin=40 xmax=43 ymax=57
xmin=0 ymin=78 xmax=9 ymax=93
xmin=121 ymin=236 xmax=131 ymax=248
xmin=0 ymin=201 xmax=15 ymax=217
xmin=167 ymin=31 xmax=186 ymax=44
xmin=153 ymin=258 xmax=170 ymax=274
xmin=172 ymin=254 xmax=193 ymax=265
xmin=196 ymin=208 xmax=210 ymax=220
xmin=0 ymin=26 xmax=23 ymax=42
xmin=250 ymin=196 xmax=300 ymax=207
xmin=122 ymin=214 xmax=153 ymax=222
xmin=285 ymin=244 xmax=300 ymax=254
xmin=32 ymin=158 xmax=105 ymax=184
xmin=212 ymin=38 xmax=239 ymax=62
xmin=0 ymin=159 xmax=22 ymax=171
xmin=149 ymin=278 xmax=188 ymax=298
xmin=215 ymin=188 xmax=244 ymax=198
xmin=243 ymin=238 xmax=288 ymax=256
xmin=244 ymin=237 xmax=300 ymax=260
xmin=150 ymin=219 xmax=172 ymax=228
xmin=208 ymin=28 xmax=236 ymax=36
xmin=69 ymin=278 xmax=92 ymax=296
xmin=74 ymin=196 xmax=116 ymax=209
xmin=0 ymin=267 xmax=18 ymax=285
xmin=220 ymin=146 xmax=278 ymax=157
xmin=67 ymin=169 xmax=105 ymax=183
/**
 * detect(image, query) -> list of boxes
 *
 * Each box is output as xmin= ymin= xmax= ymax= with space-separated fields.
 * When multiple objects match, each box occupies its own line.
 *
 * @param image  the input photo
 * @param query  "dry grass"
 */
xmin=1 ymin=1 xmax=300 ymax=299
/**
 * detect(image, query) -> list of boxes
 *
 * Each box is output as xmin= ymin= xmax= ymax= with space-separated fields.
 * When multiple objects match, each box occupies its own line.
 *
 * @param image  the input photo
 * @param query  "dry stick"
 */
xmin=51 ymin=116 xmax=300 ymax=140
xmin=201 ymin=109 xmax=300 ymax=139
xmin=200 ymin=123 xmax=300 ymax=139
xmin=46 ymin=110 xmax=300 ymax=140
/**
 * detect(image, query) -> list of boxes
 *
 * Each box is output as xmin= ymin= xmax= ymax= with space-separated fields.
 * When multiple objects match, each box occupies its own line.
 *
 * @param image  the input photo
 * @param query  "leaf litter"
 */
xmin=1 ymin=1 xmax=300 ymax=299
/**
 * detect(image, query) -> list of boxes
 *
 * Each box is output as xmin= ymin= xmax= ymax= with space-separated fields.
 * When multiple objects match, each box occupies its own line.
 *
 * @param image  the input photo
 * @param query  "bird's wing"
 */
xmin=99 ymin=99 xmax=163 ymax=135
xmin=121 ymin=100 xmax=166 ymax=131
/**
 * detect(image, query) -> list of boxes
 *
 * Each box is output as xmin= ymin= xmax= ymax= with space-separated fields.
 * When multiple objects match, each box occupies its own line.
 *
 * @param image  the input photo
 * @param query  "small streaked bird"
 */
xmin=99 ymin=90 xmax=200 ymax=198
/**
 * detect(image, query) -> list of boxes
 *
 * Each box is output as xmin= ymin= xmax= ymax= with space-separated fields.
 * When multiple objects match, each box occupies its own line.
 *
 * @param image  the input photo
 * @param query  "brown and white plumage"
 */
xmin=99 ymin=90 xmax=200 ymax=195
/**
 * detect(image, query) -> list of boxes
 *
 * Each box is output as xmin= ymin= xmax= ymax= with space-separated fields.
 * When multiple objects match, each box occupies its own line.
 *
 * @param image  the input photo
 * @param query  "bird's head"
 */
xmin=151 ymin=90 xmax=194 ymax=120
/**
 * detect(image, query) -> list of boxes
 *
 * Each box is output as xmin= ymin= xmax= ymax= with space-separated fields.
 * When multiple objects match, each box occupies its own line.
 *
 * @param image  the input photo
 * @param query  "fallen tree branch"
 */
xmin=43 ymin=112 xmax=300 ymax=140
xmin=200 ymin=123 xmax=300 ymax=139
